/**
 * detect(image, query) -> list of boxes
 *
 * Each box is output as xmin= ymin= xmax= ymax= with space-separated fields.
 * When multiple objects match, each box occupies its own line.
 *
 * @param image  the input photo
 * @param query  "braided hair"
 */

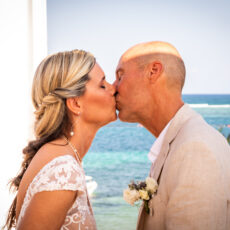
xmin=2 ymin=49 xmax=96 ymax=229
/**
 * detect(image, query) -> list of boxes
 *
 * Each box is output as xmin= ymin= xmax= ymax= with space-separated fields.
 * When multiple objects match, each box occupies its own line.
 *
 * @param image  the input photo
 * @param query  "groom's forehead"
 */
xmin=116 ymin=58 xmax=136 ymax=72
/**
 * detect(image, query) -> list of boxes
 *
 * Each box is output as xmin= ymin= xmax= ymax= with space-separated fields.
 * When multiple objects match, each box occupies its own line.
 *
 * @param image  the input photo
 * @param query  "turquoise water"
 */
xmin=84 ymin=94 xmax=230 ymax=230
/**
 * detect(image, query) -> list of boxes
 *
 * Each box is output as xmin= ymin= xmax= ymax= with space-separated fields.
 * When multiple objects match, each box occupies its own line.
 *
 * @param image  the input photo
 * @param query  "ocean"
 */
xmin=84 ymin=94 xmax=230 ymax=230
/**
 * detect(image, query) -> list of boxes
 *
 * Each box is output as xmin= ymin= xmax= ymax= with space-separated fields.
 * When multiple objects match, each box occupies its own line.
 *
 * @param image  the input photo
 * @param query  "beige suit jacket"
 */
xmin=137 ymin=104 xmax=230 ymax=230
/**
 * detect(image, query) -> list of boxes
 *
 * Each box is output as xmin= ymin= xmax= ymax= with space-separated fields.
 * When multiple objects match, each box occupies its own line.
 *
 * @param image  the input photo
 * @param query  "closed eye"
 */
xmin=100 ymin=76 xmax=106 ymax=89
xmin=116 ymin=69 xmax=123 ymax=81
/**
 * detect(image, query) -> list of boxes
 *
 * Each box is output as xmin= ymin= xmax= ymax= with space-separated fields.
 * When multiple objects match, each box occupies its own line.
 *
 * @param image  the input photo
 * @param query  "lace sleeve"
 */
xmin=29 ymin=155 xmax=85 ymax=196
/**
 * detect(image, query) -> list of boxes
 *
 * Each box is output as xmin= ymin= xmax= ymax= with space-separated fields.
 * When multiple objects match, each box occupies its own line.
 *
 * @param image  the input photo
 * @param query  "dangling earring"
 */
xmin=70 ymin=112 xmax=81 ymax=136
xmin=70 ymin=129 xmax=74 ymax=137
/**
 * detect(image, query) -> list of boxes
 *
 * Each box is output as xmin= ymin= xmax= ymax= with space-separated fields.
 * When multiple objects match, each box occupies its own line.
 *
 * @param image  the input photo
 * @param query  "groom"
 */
xmin=114 ymin=41 xmax=230 ymax=230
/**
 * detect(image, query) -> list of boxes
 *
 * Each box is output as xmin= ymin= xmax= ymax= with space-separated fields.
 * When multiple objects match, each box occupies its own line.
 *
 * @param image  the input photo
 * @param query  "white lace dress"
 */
xmin=16 ymin=155 xmax=97 ymax=230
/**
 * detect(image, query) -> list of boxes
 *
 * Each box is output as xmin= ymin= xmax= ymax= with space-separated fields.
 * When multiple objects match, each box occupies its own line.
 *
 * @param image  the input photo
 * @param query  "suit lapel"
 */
xmin=149 ymin=104 xmax=199 ymax=182
xmin=150 ymin=142 xmax=170 ymax=181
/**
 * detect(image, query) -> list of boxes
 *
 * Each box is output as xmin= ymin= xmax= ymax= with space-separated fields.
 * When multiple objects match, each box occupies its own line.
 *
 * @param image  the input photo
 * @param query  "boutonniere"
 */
xmin=123 ymin=177 xmax=158 ymax=214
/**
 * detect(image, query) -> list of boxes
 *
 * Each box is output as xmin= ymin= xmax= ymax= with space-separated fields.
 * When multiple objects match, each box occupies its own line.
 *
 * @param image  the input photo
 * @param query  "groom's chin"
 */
xmin=117 ymin=110 xmax=125 ymax=121
xmin=117 ymin=110 xmax=133 ymax=123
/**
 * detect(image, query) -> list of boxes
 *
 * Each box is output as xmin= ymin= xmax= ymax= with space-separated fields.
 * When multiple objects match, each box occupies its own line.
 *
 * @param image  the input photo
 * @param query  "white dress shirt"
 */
xmin=148 ymin=121 xmax=172 ymax=164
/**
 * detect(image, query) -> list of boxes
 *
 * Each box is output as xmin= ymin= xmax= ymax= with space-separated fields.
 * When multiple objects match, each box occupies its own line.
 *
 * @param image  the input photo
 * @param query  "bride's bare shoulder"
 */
xmin=33 ymin=136 xmax=75 ymax=165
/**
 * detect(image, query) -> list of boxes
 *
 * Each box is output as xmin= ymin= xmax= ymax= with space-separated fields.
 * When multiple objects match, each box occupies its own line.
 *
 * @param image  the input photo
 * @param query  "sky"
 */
xmin=47 ymin=0 xmax=230 ymax=94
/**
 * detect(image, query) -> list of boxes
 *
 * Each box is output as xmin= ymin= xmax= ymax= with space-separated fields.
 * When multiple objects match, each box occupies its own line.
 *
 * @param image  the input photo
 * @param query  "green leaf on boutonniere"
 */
xmin=144 ymin=200 xmax=150 ymax=214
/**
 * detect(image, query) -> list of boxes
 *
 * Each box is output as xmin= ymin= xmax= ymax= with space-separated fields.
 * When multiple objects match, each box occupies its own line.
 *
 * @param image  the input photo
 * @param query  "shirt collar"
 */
xmin=148 ymin=120 xmax=172 ymax=163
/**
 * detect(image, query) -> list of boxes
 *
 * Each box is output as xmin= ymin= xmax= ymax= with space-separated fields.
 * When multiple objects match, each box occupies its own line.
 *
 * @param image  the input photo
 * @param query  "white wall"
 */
xmin=0 ymin=0 xmax=47 ymax=226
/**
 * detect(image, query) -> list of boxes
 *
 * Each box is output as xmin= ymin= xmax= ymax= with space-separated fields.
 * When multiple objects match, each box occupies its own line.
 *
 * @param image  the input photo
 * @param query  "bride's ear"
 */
xmin=66 ymin=97 xmax=81 ymax=116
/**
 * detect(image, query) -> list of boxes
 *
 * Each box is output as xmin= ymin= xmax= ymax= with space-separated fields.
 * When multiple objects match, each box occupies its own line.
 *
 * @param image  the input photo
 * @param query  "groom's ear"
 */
xmin=147 ymin=61 xmax=163 ymax=84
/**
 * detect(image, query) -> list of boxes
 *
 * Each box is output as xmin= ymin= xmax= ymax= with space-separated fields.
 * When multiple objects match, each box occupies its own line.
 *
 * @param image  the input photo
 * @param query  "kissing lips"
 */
xmin=115 ymin=100 xmax=121 ymax=111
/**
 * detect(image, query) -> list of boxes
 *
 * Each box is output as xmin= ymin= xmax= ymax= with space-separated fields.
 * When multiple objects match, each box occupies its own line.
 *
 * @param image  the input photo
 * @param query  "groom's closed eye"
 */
xmin=116 ymin=69 xmax=123 ymax=81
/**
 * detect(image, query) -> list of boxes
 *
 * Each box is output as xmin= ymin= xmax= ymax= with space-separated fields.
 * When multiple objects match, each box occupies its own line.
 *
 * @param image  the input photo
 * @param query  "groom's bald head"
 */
xmin=114 ymin=41 xmax=185 ymax=136
xmin=121 ymin=41 xmax=186 ymax=91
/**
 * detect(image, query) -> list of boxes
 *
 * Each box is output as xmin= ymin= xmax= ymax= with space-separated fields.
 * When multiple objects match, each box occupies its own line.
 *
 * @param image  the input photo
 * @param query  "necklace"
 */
xmin=63 ymin=136 xmax=82 ymax=163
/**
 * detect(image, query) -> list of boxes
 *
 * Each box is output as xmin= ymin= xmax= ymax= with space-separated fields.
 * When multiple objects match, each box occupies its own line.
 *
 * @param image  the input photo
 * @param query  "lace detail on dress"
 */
xmin=17 ymin=155 xmax=97 ymax=230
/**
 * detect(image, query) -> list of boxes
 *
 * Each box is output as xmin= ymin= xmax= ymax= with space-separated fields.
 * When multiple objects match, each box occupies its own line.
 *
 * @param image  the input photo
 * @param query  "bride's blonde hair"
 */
xmin=3 ymin=49 xmax=96 ymax=229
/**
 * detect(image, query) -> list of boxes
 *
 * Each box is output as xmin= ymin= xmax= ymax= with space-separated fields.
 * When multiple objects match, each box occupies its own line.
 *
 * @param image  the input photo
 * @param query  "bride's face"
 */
xmin=79 ymin=63 xmax=117 ymax=126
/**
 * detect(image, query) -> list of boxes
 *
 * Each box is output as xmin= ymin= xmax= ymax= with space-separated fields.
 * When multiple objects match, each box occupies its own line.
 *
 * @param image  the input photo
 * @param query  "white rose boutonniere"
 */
xmin=123 ymin=177 xmax=158 ymax=214
xmin=123 ymin=188 xmax=140 ymax=205
xmin=146 ymin=177 xmax=158 ymax=193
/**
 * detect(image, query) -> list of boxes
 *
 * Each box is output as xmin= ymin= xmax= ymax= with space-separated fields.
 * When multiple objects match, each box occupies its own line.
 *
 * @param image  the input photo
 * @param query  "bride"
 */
xmin=3 ymin=49 xmax=117 ymax=230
